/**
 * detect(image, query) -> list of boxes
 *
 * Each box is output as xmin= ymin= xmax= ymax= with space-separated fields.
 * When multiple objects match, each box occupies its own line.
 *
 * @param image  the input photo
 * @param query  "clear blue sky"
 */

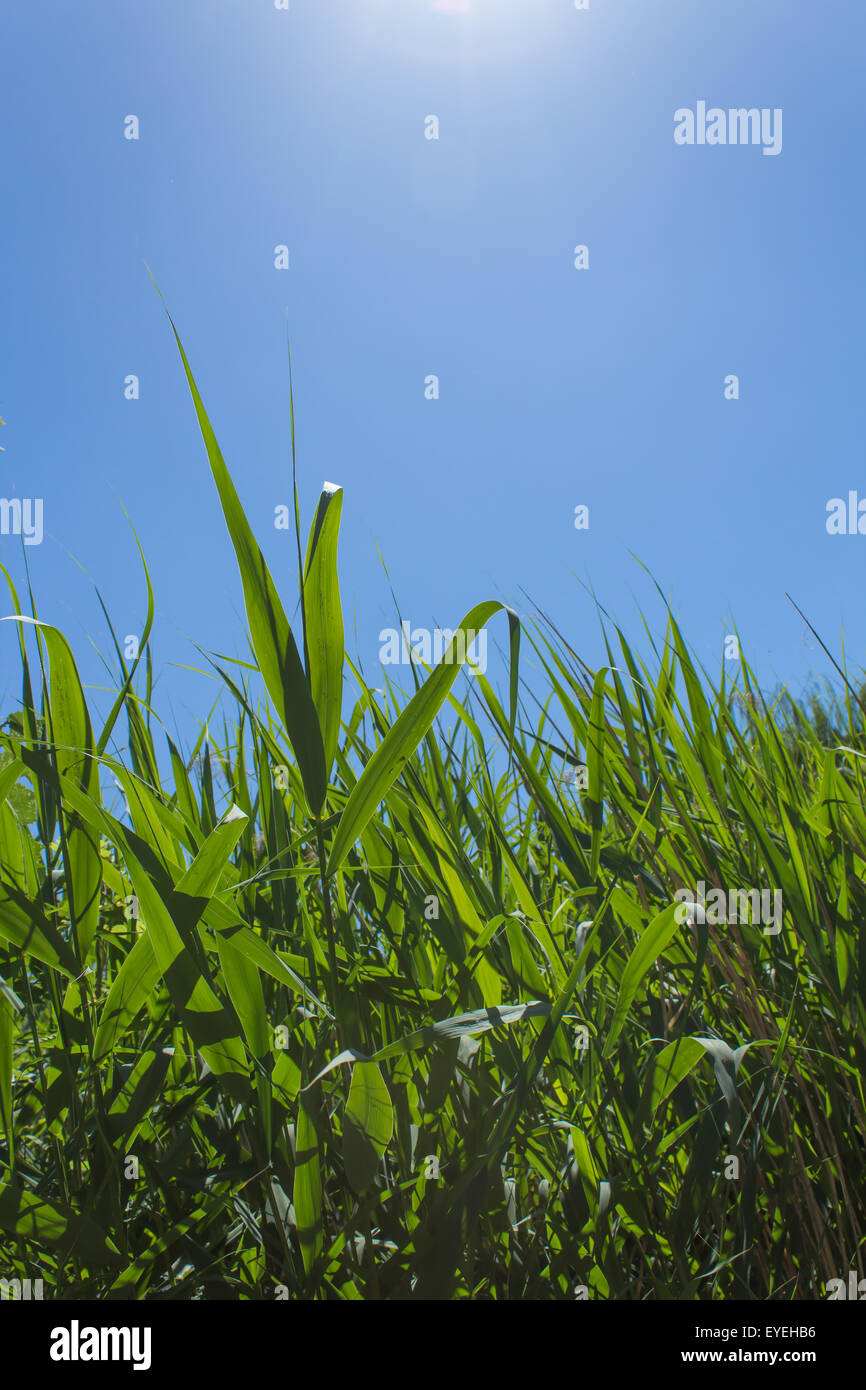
xmin=1 ymin=0 xmax=864 ymax=750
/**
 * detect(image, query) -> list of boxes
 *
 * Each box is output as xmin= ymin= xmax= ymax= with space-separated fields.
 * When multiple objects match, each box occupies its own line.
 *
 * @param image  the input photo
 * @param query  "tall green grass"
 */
xmin=0 ymin=322 xmax=863 ymax=1299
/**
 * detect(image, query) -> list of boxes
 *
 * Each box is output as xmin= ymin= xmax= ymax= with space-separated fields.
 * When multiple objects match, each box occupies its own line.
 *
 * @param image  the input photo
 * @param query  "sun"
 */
xmin=356 ymin=0 xmax=558 ymax=68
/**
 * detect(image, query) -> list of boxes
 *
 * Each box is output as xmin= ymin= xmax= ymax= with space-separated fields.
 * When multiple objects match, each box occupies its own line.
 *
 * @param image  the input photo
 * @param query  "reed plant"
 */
xmin=0 ymin=318 xmax=862 ymax=1300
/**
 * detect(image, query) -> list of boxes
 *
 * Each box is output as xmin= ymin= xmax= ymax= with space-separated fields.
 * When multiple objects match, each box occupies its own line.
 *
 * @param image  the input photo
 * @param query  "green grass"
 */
xmin=0 ymin=319 xmax=863 ymax=1300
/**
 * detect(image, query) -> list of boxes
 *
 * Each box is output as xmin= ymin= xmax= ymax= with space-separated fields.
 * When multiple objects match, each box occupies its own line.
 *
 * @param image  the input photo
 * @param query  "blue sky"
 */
xmin=1 ymin=0 xmax=863 ymax=752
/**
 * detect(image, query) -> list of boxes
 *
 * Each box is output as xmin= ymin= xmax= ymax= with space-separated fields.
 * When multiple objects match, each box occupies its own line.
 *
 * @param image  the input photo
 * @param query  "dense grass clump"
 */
xmin=0 ymin=325 xmax=863 ymax=1300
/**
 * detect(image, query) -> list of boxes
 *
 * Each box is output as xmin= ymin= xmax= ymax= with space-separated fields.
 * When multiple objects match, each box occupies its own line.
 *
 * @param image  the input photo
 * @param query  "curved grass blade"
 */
xmin=0 ymin=1184 xmax=122 ymax=1266
xmin=93 ymin=933 xmax=159 ymax=1063
xmin=602 ymin=904 xmax=683 ymax=1059
xmin=156 ymin=291 xmax=327 ymax=813
xmin=0 ymin=993 xmax=13 ymax=1158
xmin=343 ymin=1059 xmax=393 ymax=1195
xmin=94 ymin=804 xmax=251 ymax=1061
xmin=2 ymin=616 xmax=102 ymax=962
xmin=648 ymin=1037 xmax=705 ymax=1116
xmin=586 ymin=666 xmax=609 ymax=879
xmin=327 ymin=601 xmax=519 ymax=875
xmin=304 ymin=483 xmax=344 ymax=791
xmin=111 ymin=841 xmax=249 ymax=1083
xmin=95 ymin=506 xmax=156 ymax=758
xmin=371 ymin=1001 xmax=550 ymax=1064
xmin=294 ymin=1100 xmax=323 ymax=1276
xmin=106 ymin=1047 xmax=174 ymax=1145
xmin=0 ymin=881 xmax=79 ymax=976
xmin=302 ymin=1002 xmax=552 ymax=1087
